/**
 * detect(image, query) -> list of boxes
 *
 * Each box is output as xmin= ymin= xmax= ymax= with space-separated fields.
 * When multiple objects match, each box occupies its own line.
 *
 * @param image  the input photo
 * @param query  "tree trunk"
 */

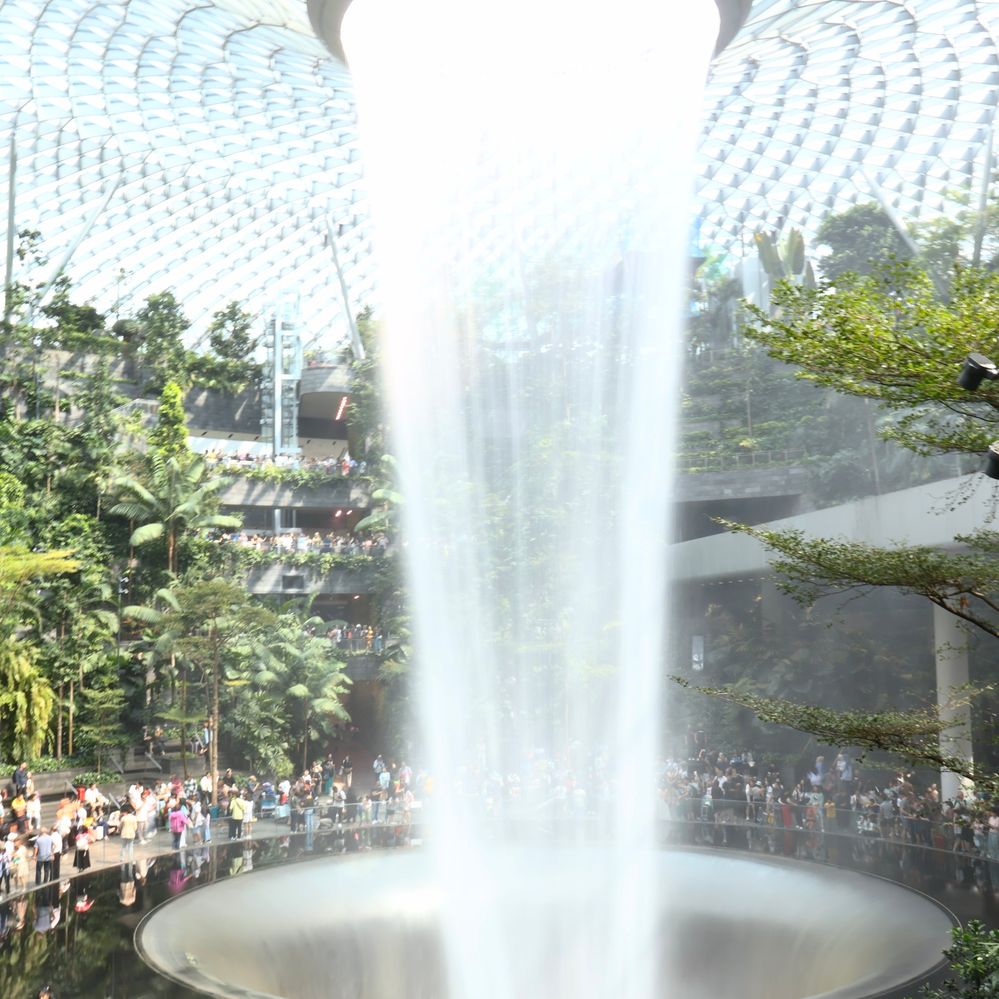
xmin=56 ymin=682 xmax=63 ymax=760
xmin=302 ymin=706 xmax=310 ymax=773
xmin=179 ymin=668 xmax=188 ymax=780
xmin=210 ymin=646 xmax=220 ymax=807
xmin=68 ymin=681 xmax=74 ymax=756
xmin=168 ymin=527 xmax=176 ymax=577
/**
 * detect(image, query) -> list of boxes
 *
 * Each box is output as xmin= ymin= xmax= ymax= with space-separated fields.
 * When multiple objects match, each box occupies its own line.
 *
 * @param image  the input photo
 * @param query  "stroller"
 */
xmin=259 ymin=782 xmax=278 ymax=819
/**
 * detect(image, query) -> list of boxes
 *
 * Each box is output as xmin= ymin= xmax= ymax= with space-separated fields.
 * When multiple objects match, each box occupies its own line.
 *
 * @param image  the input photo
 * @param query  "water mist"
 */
xmin=343 ymin=3 xmax=719 ymax=996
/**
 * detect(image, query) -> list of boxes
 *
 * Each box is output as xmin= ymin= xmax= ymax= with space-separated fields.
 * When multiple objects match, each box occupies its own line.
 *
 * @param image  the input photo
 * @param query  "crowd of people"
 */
xmin=0 ymin=774 xmax=118 ymax=896
xmin=649 ymin=744 xmax=999 ymax=886
xmin=203 ymin=449 xmax=367 ymax=477
xmin=220 ymin=529 xmax=392 ymax=558
xmin=438 ymin=740 xmax=999 ymax=882
xmin=9 ymin=737 xmax=999 ymax=903
xmin=0 ymin=750 xmax=431 ymax=902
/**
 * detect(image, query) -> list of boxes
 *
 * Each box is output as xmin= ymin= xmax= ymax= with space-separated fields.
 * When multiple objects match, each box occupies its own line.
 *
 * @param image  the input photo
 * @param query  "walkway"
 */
xmin=671 ymin=473 xmax=993 ymax=583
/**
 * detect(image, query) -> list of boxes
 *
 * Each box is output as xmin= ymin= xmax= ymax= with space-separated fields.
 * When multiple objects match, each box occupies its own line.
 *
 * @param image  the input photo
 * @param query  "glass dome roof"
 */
xmin=698 ymin=0 xmax=999 ymax=259
xmin=0 ymin=0 xmax=370 ymax=348
xmin=4 ymin=0 xmax=999 ymax=346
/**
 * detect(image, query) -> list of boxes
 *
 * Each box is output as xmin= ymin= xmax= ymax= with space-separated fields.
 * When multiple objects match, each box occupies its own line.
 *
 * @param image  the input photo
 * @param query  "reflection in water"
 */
xmin=136 ymin=848 xmax=956 ymax=999
xmin=0 ymin=826 xmax=973 ymax=998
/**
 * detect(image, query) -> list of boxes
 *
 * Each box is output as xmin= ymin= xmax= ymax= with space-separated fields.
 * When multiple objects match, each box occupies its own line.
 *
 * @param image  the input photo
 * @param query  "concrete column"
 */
xmin=933 ymin=605 xmax=973 ymax=802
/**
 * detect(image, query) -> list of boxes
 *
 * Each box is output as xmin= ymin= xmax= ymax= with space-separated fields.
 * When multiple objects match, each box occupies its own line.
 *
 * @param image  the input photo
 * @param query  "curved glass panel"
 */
xmin=0 ymin=0 xmax=371 ymax=347
xmin=699 ymin=0 xmax=999 ymax=256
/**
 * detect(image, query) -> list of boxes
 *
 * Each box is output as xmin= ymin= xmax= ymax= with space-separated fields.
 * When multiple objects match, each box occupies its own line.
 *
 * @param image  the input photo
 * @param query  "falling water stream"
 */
xmin=343 ymin=3 xmax=719 ymax=996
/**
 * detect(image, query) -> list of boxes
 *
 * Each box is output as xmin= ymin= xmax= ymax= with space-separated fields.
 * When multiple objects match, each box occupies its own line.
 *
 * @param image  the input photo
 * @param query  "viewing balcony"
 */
xmin=218 ymin=475 xmax=369 ymax=509
xmin=243 ymin=559 xmax=384 ymax=596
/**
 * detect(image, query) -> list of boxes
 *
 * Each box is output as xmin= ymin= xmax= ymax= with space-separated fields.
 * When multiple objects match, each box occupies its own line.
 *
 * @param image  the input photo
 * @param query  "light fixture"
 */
xmin=335 ymin=395 xmax=348 ymax=421
xmin=958 ymin=352 xmax=999 ymax=391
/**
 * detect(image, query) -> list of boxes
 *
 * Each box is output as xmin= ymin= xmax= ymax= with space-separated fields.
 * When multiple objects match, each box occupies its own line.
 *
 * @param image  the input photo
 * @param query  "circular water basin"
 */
xmin=136 ymin=846 xmax=954 ymax=999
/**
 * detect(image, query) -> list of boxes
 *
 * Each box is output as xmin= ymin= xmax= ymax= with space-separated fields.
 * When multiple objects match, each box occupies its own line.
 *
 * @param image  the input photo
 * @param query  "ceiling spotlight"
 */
xmin=985 ymin=442 xmax=999 ymax=481
xmin=958 ymin=352 xmax=999 ymax=391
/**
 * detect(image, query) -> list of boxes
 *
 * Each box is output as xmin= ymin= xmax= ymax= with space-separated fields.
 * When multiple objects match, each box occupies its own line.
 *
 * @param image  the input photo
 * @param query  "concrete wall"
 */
xmin=219 ymin=478 xmax=370 ymax=509
xmin=186 ymin=385 xmax=262 ymax=435
xmin=300 ymin=364 xmax=351 ymax=396
xmin=675 ymin=466 xmax=808 ymax=504
xmin=244 ymin=563 xmax=381 ymax=595
xmin=671 ymin=474 xmax=996 ymax=584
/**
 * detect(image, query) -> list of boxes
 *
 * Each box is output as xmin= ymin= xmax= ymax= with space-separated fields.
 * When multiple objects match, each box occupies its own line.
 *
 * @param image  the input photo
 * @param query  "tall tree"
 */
xmin=687 ymin=259 xmax=999 ymax=790
xmin=0 ymin=547 xmax=78 ymax=759
xmin=254 ymin=610 xmax=351 ymax=772
xmin=207 ymin=301 xmax=257 ymax=362
xmin=148 ymin=381 xmax=190 ymax=458
xmin=110 ymin=453 xmax=240 ymax=576
xmin=135 ymin=291 xmax=190 ymax=392
xmin=815 ymin=202 xmax=912 ymax=280
xmin=745 ymin=263 xmax=999 ymax=458
xmin=155 ymin=578 xmax=274 ymax=803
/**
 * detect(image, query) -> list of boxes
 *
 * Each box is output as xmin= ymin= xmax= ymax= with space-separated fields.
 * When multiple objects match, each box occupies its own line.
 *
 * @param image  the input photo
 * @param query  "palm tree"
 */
xmin=109 ymin=452 xmax=240 ymax=575
xmin=153 ymin=578 xmax=273 ymax=804
xmin=254 ymin=611 xmax=351 ymax=772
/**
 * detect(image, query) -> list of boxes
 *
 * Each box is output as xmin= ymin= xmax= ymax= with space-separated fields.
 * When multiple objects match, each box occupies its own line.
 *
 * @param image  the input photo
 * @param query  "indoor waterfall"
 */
xmin=345 ymin=2 xmax=719 ymax=996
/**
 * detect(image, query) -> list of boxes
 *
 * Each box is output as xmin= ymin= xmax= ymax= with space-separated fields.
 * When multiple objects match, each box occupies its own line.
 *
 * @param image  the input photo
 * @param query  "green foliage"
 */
xmin=815 ymin=202 xmax=912 ymax=280
xmin=148 ymin=381 xmax=189 ymax=458
xmin=70 ymin=357 xmax=129 ymax=446
xmin=236 ymin=463 xmax=353 ymax=488
xmin=0 ymin=755 xmax=87 ymax=774
xmin=185 ymin=353 xmax=260 ymax=394
xmin=917 ymin=920 xmax=999 ymax=998
xmin=39 ymin=276 xmax=107 ymax=345
xmin=745 ymin=263 xmax=999 ymax=458
xmin=231 ymin=545 xmax=390 ymax=574
xmin=70 ymin=770 xmax=120 ymax=786
xmin=76 ymin=677 xmax=127 ymax=772
xmin=688 ymin=272 xmax=742 ymax=350
xmin=718 ymin=520 xmax=999 ymax=641
xmin=348 ymin=307 xmax=387 ymax=461
xmin=207 ymin=301 xmax=257 ymax=361
xmin=667 ymin=594 xmax=927 ymax=758
xmin=135 ymin=291 xmax=190 ymax=392
xmin=0 ymin=472 xmax=23 ymax=509
xmin=354 ymin=459 xmax=402 ymax=534
xmin=672 ymin=675 xmax=994 ymax=791
xmin=155 ymin=577 xmax=275 ymax=800
xmin=110 ymin=452 xmax=240 ymax=576
xmin=248 ymin=606 xmax=351 ymax=771
xmin=0 ymin=640 xmax=56 ymax=760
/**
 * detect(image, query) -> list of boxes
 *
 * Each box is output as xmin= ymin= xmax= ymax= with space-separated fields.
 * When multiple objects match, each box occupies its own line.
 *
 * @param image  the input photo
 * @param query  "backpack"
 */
xmin=169 ymin=810 xmax=187 ymax=834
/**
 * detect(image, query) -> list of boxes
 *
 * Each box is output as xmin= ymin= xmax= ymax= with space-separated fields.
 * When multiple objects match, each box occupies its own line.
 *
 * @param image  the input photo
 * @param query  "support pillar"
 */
xmin=933 ymin=605 xmax=973 ymax=803
xmin=3 ymin=131 xmax=16 ymax=330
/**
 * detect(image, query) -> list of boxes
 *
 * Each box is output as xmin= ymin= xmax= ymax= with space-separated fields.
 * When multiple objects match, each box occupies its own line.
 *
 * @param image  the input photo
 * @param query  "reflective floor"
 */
xmin=0 ymin=826 xmax=965 ymax=999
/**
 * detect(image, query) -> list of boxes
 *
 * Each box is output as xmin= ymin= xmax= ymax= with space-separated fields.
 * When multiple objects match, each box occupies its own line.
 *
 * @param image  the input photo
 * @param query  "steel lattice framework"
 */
xmin=5 ymin=0 xmax=999 ymax=343
xmin=699 ymin=0 xmax=999 ymax=258
xmin=0 ymin=0 xmax=370 ymax=347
